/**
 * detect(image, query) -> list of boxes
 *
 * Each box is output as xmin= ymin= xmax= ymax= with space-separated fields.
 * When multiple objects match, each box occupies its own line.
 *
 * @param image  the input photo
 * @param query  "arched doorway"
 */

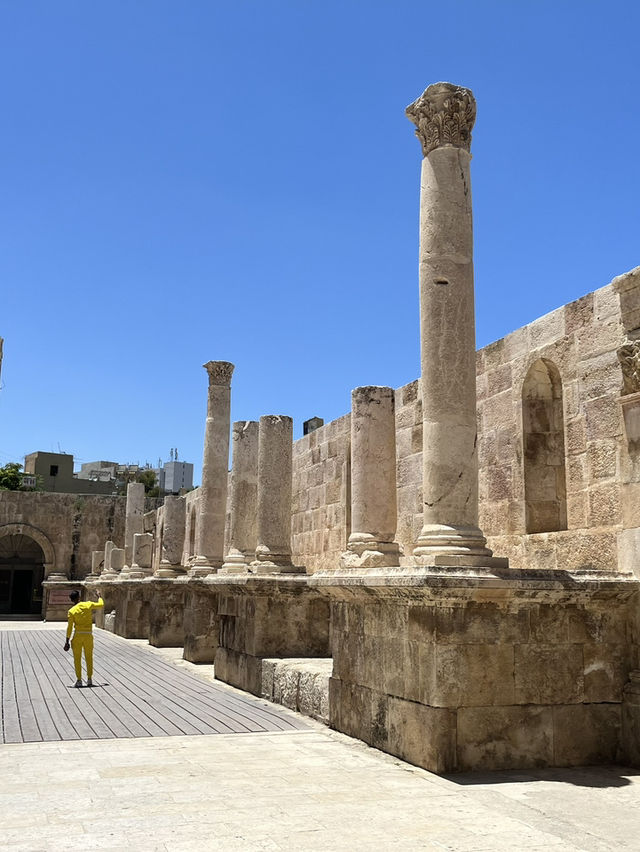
xmin=0 ymin=533 xmax=45 ymax=615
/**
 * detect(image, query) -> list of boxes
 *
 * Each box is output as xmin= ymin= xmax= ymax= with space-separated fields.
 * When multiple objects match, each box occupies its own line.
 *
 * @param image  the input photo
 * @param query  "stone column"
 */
xmin=341 ymin=386 xmax=400 ymax=568
xmin=221 ymin=420 xmax=259 ymax=573
xmin=127 ymin=533 xmax=153 ymax=579
xmin=190 ymin=360 xmax=234 ymax=577
xmin=406 ymin=82 xmax=492 ymax=562
xmin=107 ymin=548 xmax=125 ymax=579
xmin=156 ymin=496 xmax=187 ymax=578
xmin=85 ymin=550 xmax=103 ymax=580
xmin=124 ymin=482 xmax=145 ymax=567
xmin=252 ymin=415 xmax=299 ymax=573
xmin=100 ymin=540 xmax=118 ymax=580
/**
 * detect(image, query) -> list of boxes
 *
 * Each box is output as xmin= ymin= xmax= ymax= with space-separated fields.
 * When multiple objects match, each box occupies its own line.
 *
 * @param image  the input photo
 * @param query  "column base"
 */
xmin=120 ymin=567 xmax=153 ymax=580
xmin=219 ymin=549 xmax=251 ymax=574
xmin=414 ymin=523 xmax=494 ymax=561
xmin=249 ymin=561 xmax=306 ymax=575
xmin=340 ymin=537 xmax=402 ymax=569
xmin=251 ymin=545 xmax=301 ymax=574
xmin=187 ymin=555 xmax=220 ymax=578
xmin=154 ymin=563 xmax=185 ymax=579
xmin=100 ymin=571 xmax=120 ymax=581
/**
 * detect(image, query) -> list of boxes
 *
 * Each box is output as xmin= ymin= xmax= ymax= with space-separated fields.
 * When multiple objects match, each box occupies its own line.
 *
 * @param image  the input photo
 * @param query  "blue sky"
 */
xmin=1 ymin=1 xmax=638 ymax=482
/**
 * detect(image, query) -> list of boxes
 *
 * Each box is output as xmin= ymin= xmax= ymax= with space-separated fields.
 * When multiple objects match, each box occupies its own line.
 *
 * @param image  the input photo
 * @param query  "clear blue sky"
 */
xmin=1 ymin=1 xmax=638 ymax=483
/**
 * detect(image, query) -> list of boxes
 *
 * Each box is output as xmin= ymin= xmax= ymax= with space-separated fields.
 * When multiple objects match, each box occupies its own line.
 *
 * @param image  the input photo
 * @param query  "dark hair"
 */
xmin=69 ymin=591 xmax=80 ymax=603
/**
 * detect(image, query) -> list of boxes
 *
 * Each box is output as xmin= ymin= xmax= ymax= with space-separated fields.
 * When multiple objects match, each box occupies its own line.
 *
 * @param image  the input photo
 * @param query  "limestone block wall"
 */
xmin=291 ymin=415 xmax=350 ymax=572
xmin=289 ymin=270 xmax=639 ymax=574
xmin=0 ymin=492 xmax=126 ymax=578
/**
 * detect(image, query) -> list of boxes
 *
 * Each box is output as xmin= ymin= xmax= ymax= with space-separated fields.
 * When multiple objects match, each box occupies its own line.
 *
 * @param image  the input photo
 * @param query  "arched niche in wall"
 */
xmin=522 ymin=358 xmax=568 ymax=534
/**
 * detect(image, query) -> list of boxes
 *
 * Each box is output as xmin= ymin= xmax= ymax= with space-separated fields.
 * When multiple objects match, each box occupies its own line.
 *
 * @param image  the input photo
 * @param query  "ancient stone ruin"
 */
xmin=6 ymin=80 xmax=640 ymax=772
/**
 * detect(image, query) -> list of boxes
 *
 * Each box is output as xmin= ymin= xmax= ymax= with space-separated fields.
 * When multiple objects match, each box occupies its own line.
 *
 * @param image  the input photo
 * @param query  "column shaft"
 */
xmin=124 ymin=482 xmax=145 ymax=566
xmin=221 ymin=420 xmax=259 ymax=573
xmin=407 ymin=82 xmax=492 ymax=561
xmin=342 ymin=386 xmax=400 ymax=568
xmin=252 ymin=415 xmax=297 ymax=572
xmin=156 ymin=496 xmax=186 ymax=578
xmin=191 ymin=360 xmax=234 ymax=575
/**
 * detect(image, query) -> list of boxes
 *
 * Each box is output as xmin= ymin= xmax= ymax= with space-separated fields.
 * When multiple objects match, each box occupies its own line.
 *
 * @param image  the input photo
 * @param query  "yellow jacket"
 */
xmin=66 ymin=598 xmax=104 ymax=639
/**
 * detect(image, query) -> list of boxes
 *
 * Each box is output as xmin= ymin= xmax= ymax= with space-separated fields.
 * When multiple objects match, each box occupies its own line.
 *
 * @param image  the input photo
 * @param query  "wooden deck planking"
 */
xmin=1 ymin=629 xmax=307 ymax=744
xmin=6 ymin=632 xmax=44 ymax=742
xmin=36 ymin=631 xmax=149 ymax=739
xmin=20 ymin=630 xmax=83 ymax=741
xmin=1 ymin=633 xmax=23 ymax=743
xmin=103 ymin=647 xmax=253 ymax=735
xmin=110 ymin=641 xmax=306 ymax=732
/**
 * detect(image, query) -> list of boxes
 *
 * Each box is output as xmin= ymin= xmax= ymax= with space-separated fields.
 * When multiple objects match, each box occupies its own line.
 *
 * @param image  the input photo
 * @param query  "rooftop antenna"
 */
xmin=170 ymin=448 xmax=174 ymax=461
xmin=175 ymin=447 xmax=179 ymax=461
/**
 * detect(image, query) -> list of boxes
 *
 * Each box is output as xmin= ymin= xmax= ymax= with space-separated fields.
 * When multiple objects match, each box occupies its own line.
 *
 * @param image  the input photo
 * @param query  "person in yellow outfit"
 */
xmin=63 ymin=589 xmax=104 ymax=687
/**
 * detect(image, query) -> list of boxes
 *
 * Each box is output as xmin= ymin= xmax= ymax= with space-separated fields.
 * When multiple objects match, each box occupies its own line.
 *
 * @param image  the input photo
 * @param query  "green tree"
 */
xmin=116 ymin=468 xmax=157 ymax=496
xmin=0 ymin=462 xmax=24 ymax=491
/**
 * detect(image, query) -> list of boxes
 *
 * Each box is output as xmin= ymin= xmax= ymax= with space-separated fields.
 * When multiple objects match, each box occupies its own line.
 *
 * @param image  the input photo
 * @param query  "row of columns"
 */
xmin=92 ymin=360 xmax=299 ymax=579
xmin=92 ymin=80 xmax=496 ymax=581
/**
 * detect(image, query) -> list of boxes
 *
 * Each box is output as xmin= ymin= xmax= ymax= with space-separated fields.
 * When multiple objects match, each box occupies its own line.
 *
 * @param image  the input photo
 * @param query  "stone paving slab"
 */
xmin=2 ymin=729 xmax=640 ymax=851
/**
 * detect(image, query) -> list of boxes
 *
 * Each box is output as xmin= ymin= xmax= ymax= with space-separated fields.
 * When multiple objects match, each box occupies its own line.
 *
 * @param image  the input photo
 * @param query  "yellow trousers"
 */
xmin=71 ymin=633 xmax=94 ymax=680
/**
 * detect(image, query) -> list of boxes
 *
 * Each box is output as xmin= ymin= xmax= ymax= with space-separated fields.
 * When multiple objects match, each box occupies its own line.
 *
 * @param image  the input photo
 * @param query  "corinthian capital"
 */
xmin=406 ymin=82 xmax=476 ymax=157
xmin=203 ymin=360 xmax=235 ymax=387
xmin=618 ymin=340 xmax=640 ymax=395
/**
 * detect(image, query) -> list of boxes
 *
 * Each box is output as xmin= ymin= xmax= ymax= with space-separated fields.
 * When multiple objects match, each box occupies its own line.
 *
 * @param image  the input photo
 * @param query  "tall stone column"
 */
xmin=190 ymin=360 xmax=234 ymax=577
xmin=124 ymin=482 xmax=145 ymax=567
xmin=156 ymin=496 xmax=187 ymax=578
xmin=252 ymin=415 xmax=299 ymax=573
xmin=406 ymin=82 xmax=492 ymax=562
xmin=341 ymin=386 xmax=400 ymax=568
xmin=221 ymin=420 xmax=259 ymax=573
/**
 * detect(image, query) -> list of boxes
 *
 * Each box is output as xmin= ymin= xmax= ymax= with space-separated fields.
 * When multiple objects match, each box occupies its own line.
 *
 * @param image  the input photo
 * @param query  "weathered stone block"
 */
xmin=481 ymin=389 xmax=512 ymax=431
xmin=565 ymin=293 xmax=594 ymax=335
xmin=529 ymin=308 xmax=565 ymax=350
xmin=588 ymin=484 xmax=621 ymax=526
xmin=555 ymin=530 xmax=618 ymax=572
xmin=457 ymin=706 xmax=554 ymax=771
xmin=434 ymin=644 xmax=515 ymax=707
xmin=552 ymin=704 xmax=620 ymax=766
xmin=435 ymin=603 xmax=529 ymax=645
xmin=529 ymin=604 xmax=570 ymax=643
xmin=585 ymin=394 xmax=623 ymax=441
xmin=583 ymin=644 xmax=630 ymax=702
xmin=565 ymin=417 xmax=587 ymax=455
xmin=386 ymin=696 xmax=456 ymax=774
xmin=487 ymin=364 xmax=512 ymax=396
xmin=514 ymin=644 xmax=583 ymax=704
xmin=329 ymin=677 xmax=373 ymax=742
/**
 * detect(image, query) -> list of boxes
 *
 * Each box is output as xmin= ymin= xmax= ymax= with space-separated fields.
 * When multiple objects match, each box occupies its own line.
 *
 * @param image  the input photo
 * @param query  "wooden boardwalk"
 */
xmin=0 ymin=629 xmax=307 ymax=743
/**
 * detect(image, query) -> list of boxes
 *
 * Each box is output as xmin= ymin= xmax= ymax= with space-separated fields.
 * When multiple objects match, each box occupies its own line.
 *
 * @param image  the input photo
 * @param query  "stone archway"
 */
xmin=0 ymin=524 xmax=55 ymax=615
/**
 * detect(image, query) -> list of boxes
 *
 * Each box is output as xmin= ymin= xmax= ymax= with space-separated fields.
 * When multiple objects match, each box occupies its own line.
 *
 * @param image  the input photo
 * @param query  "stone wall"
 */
xmin=291 ymin=414 xmax=350 ymax=572
xmin=0 ymin=492 xmax=125 ymax=578
xmin=0 ymin=491 xmax=163 ymax=580
xmin=290 ymin=270 xmax=640 ymax=574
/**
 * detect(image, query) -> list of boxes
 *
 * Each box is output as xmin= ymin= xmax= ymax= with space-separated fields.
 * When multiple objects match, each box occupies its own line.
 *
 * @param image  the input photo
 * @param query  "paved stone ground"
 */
xmin=2 ymin=622 xmax=640 ymax=851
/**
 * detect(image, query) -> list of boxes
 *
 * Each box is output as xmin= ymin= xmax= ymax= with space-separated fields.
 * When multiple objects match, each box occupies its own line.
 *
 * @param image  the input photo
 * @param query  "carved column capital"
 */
xmin=618 ymin=340 xmax=640 ymax=395
xmin=203 ymin=360 xmax=235 ymax=387
xmin=406 ymin=82 xmax=476 ymax=157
